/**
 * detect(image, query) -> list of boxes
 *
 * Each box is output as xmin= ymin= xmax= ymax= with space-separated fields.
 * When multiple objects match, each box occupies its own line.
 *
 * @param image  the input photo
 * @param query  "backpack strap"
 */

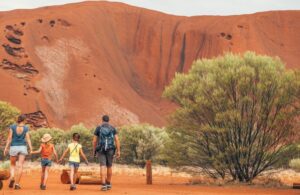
xmin=70 ymin=144 xmax=79 ymax=155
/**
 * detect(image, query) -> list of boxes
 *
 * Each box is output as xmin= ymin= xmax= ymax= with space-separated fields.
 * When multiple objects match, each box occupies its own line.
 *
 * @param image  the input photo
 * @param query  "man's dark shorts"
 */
xmin=98 ymin=149 xmax=114 ymax=167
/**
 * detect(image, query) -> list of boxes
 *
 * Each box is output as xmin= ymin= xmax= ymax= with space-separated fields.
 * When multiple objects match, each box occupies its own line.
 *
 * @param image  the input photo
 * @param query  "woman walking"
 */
xmin=3 ymin=114 xmax=33 ymax=190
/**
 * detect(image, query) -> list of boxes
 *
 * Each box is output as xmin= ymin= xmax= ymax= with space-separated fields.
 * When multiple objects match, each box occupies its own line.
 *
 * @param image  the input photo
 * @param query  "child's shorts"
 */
xmin=41 ymin=158 xmax=52 ymax=167
xmin=69 ymin=161 xmax=80 ymax=168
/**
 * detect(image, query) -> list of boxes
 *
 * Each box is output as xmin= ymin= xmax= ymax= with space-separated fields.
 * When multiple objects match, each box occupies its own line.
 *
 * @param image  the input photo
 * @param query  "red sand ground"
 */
xmin=0 ymin=1 xmax=299 ymax=129
xmin=1 ymin=171 xmax=299 ymax=195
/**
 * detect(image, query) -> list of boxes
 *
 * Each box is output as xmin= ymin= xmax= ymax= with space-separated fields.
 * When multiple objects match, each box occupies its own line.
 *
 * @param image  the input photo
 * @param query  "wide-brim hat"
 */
xmin=41 ymin=133 xmax=52 ymax=143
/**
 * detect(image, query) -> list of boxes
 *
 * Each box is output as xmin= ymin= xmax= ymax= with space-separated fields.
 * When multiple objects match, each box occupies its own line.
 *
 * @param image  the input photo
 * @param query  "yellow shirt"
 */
xmin=68 ymin=143 xmax=82 ymax=163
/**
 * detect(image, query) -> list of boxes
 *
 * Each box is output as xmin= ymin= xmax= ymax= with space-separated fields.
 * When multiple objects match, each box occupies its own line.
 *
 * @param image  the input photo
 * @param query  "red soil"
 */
xmin=1 ymin=171 xmax=299 ymax=195
xmin=0 ymin=2 xmax=299 ymax=128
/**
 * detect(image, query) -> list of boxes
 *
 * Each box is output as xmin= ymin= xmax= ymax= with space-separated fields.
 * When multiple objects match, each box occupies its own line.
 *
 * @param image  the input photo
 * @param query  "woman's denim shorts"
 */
xmin=9 ymin=146 xmax=28 ymax=156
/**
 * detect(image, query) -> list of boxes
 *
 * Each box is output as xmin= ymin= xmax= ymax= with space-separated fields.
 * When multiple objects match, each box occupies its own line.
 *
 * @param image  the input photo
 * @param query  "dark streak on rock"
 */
xmin=165 ymin=21 xmax=181 ymax=82
xmin=133 ymin=11 xmax=142 ymax=52
xmin=177 ymin=33 xmax=186 ymax=73
xmin=156 ymin=23 xmax=164 ymax=88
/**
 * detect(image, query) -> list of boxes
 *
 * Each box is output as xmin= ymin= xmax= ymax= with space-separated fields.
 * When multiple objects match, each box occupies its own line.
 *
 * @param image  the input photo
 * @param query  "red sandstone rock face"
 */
xmin=0 ymin=2 xmax=299 ymax=129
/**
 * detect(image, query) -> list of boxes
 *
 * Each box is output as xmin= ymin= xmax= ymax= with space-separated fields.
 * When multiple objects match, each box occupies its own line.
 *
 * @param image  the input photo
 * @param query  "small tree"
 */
xmin=0 ymin=101 xmax=20 ymax=146
xmin=164 ymin=52 xmax=300 ymax=182
xmin=119 ymin=124 xmax=168 ymax=166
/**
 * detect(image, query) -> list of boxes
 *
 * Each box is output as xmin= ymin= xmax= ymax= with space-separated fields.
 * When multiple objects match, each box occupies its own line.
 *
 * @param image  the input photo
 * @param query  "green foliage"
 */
xmin=55 ymin=142 xmax=69 ymax=160
xmin=163 ymin=52 xmax=300 ymax=182
xmin=30 ymin=127 xmax=66 ymax=149
xmin=0 ymin=161 xmax=10 ymax=170
xmin=274 ymin=142 xmax=300 ymax=168
xmin=119 ymin=124 xmax=168 ymax=166
xmin=289 ymin=159 xmax=300 ymax=172
xmin=0 ymin=101 xmax=20 ymax=140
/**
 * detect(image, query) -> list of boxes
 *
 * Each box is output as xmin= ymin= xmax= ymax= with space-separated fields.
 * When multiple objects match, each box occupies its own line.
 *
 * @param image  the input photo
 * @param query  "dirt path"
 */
xmin=0 ymin=171 xmax=298 ymax=195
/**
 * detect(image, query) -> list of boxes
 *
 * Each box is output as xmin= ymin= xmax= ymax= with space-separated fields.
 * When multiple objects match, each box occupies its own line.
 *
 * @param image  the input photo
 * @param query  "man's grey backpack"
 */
xmin=96 ymin=124 xmax=115 ymax=152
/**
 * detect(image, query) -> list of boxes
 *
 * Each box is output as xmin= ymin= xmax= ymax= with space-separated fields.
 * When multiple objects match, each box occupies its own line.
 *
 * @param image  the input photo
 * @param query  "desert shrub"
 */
xmin=289 ymin=159 xmax=300 ymax=172
xmin=0 ymin=101 xmax=20 ymax=159
xmin=55 ymin=142 xmax=69 ymax=161
xmin=0 ymin=101 xmax=20 ymax=143
xmin=30 ymin=127 xmax=66 ymax=149
xmin=163 ymin=52 xmax=300 ymax=182
xmin=118 ymin=124 xmax=168 ymax=167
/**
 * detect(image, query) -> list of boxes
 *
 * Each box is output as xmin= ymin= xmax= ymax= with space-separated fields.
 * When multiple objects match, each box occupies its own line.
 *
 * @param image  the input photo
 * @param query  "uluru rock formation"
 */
xmin=0 ymin=1 xmax=299 ymax=128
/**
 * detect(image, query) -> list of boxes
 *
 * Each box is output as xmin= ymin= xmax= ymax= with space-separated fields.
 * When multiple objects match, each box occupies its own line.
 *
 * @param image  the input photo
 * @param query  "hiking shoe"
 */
xmin=106 ymin=182 xmax=112 ymax=190
xmin=41 ymin=185 xmax=46 ymax=190
xmin=101 ymin=184 xmax=107 ymax=191
xmin=14 ymin=184 xmax=21 ymax=190
xmin=9 ymin=179 xmax=15 ymax=188
xmin=70 ymin=185 xmax=76 ymax=191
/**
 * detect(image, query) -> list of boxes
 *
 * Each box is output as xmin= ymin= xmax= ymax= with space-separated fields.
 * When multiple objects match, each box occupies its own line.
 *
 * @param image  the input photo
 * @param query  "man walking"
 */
xmin=93 ymin=115 xmax=120 ymax=191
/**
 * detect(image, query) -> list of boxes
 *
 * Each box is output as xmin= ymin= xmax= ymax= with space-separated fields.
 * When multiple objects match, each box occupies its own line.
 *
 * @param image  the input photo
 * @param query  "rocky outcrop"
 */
xmin=24 ymin=111 xmax=49 ymax=129
xmin=1 ymin=59 xmax=38 ymax=76
xmin=0 ymin=2 xmax=299 ymax=128
xmin=1 ymin=22 xmax=38 ymax=80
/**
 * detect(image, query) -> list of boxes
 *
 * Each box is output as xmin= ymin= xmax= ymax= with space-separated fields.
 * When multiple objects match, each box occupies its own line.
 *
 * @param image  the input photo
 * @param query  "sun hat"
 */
xmin=41 ymin=133 xmax=52 ymax=143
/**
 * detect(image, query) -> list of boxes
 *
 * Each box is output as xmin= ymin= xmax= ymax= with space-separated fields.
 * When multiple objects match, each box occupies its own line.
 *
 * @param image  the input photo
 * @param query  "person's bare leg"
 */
xmin=10 ymin=156 xmax=17 ymax=181
xmin=100 ymin=166 xmax=106 ymax=185
xmin=70 ymin=166 xmax=75 ymax=185
xmin=41 ymin=166 xmax=46 ymax=185
xmin=43 ymin=166 xmax=49 ymax=186
xmin=15 ymin=155 xmax=25 ymax=185
xmin=106 ymin=167 xmax=112 ymax=183
xmin=74 ymin=168 xmax=78 ymax=185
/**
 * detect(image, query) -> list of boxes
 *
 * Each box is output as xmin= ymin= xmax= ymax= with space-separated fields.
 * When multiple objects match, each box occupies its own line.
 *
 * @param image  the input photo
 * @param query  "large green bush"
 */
xmin=163 ymin=52 xmax=300 ymax=182
xmin=118 ymin=124 xmax=168 ymax=166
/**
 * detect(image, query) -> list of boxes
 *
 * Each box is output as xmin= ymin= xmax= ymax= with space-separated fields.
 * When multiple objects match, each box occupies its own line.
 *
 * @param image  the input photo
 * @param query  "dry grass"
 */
xmin=20 ymin=162 xmax=300 ymax=187
xmin=21 ymin=161 xmax=190 ymax=178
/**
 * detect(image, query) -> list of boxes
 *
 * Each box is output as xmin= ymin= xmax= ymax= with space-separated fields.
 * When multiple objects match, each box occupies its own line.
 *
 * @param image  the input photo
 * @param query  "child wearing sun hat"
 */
xmin=31 ymin=133 xmax=58 ymax=190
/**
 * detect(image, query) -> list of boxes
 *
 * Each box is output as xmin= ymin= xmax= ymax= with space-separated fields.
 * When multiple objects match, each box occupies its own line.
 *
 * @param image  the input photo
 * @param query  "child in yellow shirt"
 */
xmin=59 ymin=133 xmax=88 ymax=191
